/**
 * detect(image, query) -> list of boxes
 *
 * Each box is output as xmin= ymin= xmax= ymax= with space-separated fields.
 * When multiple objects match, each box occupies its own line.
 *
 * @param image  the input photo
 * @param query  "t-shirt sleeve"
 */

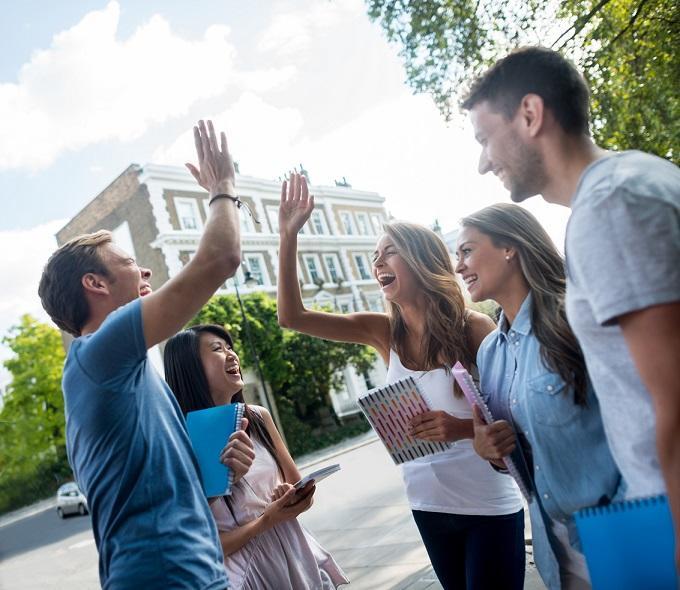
xmin=73 ymin=298 xmax=147 ymax=387
xmin=567 ymin=188 xmax=680 ymax=326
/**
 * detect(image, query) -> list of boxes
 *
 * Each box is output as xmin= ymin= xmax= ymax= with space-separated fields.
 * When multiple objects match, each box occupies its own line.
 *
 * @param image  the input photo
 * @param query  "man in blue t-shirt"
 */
xmin=461 ymin=47 xmax=680 ymax=567
xmin=38 ymin=121 xmax=254 ymax=588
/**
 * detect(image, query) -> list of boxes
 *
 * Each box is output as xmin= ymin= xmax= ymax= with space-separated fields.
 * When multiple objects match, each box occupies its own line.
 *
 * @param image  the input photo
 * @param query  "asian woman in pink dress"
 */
xmin=164 ymin=324 xmax=348 ymax=590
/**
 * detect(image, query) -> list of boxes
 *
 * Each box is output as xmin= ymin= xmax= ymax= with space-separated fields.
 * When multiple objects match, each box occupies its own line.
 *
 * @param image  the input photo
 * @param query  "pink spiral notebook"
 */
xmin=452 ymin=362 xmax=533 ymax=501
xmin=357 ymin=376 xmax=452 ymax=465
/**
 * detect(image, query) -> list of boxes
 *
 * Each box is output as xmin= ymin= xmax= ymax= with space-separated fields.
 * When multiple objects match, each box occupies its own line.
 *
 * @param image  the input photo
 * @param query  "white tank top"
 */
xmin=387 ymin=350 xmax=523 ymax=515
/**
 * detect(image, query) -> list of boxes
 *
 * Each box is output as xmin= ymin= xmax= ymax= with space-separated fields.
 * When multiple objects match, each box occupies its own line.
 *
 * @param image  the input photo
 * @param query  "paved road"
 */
xmin=0 ymin=435 xmax=545 ymax=589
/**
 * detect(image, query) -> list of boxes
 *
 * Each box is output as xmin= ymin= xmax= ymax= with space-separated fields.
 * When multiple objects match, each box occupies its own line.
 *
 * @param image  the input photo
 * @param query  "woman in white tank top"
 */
xmin=276 ymin=174 xmax=525 ymax=589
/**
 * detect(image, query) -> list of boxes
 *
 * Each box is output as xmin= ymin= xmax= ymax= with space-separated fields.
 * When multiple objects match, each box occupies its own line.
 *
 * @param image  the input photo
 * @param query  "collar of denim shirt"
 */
xmin=497 ymin=292 xmax=533 ymax=341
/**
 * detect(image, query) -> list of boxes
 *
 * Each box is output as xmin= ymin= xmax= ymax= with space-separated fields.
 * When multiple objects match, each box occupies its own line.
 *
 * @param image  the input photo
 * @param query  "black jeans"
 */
xmin=412 ymin=509 xmax=525 ymax=590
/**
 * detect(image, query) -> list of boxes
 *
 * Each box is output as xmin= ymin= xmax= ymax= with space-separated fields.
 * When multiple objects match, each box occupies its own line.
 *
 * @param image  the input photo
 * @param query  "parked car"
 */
xmin=56 ymin=482 xmax=88 ymax=518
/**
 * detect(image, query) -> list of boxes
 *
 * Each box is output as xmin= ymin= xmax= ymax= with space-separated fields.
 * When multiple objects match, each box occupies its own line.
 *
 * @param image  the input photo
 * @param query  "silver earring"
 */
xmin=505 ymin=255 xmax=510 ymax=261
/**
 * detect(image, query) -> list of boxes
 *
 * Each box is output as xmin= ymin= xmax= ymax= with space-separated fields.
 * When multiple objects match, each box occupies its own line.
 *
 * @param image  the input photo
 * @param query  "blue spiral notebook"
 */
xmin=186 ymin=403 xmax=245 ymax=497
xmin=574 ymin=494 xmax=678 ymax=589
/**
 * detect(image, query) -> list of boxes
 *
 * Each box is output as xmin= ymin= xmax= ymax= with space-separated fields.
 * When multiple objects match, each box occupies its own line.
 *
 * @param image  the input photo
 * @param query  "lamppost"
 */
xmin=232 ymin=263 xmax=286 ymax=444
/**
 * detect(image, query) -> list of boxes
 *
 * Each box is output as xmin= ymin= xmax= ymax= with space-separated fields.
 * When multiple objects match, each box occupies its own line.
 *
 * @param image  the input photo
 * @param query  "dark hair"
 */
xmin=163 ymin=324 xmax=282 ymax=476
xmin=462 ymin=47 xmax=591 ymax=136
xmin=382 ymin=222 xmax=475 ymax=388
xmin=461 ymin=204 xmax=588 ymax=405
xmin=38 ymin=230 xmax=113 ymax=336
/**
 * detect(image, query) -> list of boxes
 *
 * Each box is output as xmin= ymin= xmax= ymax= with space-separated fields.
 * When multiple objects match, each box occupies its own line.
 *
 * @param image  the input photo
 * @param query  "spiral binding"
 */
xmin=577 ymin=494 xmax=666 ymax=518
xmin=225 ymin=402 xmax=246 ymax=495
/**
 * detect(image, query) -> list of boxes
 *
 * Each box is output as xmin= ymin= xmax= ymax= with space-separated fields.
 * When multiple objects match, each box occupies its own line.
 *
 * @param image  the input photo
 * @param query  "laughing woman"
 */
xmin=455 ymin=203 xmax=622 ymax=590
xmin=276 ymin=174 xmax=526 ymax=589
xmin=163 ymin=324 xmax=348 ymax=590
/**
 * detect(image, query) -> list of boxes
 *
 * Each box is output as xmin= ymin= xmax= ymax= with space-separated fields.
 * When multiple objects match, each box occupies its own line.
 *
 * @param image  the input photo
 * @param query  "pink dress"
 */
xmin=210 ymin=438 xmax=349 ymax=590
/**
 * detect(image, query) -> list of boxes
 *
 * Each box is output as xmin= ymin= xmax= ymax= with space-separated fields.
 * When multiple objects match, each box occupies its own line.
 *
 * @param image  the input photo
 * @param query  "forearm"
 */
xmin=218 ymin=511 xmax=275 ymax=557
xmin=193 ymin=182 xmax=241 ymax=280
xmin=277 ymin=232 xmax=306 ymax=327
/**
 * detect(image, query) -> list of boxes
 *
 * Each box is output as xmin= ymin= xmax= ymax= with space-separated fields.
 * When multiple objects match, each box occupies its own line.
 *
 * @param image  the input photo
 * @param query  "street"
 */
xmin=0 ymin=434 xmax=544 ymax=589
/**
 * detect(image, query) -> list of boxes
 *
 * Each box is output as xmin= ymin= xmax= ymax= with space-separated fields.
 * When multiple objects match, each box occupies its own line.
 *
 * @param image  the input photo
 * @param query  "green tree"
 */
xmin=0 ymin=316 xmax=70 ymax=513
xmin=367 ymin=0 xmax=679 ymax=163
xmin=192 ymin=293 xmax=376 ymax=455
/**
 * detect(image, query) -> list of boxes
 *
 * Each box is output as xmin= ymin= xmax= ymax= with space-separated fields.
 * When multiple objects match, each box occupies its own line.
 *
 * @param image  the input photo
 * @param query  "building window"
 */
xmin=367 ymin=296 xmax=383 ymax=312
xmin=339 ymin=302 xmax=352 ymax=314
xmin=303 ymin=255 xmax=325 ymax=284
xmin=243 ymin=253 xmax=269 ymax=286
xmin=339 ymin=211 xmax=355 ymax=235
xmin=311 ymin=210 xmax=329 ymax=235
xmin=266 ymin=206 xmax=279 ymax=234
xmin=354 ymin=253 xmax=371 ymax=280
xmin=356 ymin=212 xmax=371 ymax=235
xmin=175 ymin=198 xmax=202 ymax=230
xmin=323 ymin=254 xmax=342 ymax=283
xmin=370 ymin=214 xmax=383 ymax=235
xmin=240 ymin=209 xmax=255 ymax=233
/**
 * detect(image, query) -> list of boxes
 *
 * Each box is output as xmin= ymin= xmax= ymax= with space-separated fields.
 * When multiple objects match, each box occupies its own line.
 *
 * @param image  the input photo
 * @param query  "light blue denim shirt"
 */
xmin=476 ymin=294 xmax=623 ymax=589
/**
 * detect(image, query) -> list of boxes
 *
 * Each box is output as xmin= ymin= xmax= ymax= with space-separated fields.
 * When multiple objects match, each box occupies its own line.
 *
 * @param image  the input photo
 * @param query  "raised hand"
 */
xmin=186 ymin=119 xmax=236 ymax=196
xmin=409 ymin=410 xmax=471 ymax=442
xmin=471 ymin=404 xmax=515 ymax=468
xmin=279 ymin=173 xmax=314 ymax=238
xmin=219 ymin=417 xmax=255 ymax=483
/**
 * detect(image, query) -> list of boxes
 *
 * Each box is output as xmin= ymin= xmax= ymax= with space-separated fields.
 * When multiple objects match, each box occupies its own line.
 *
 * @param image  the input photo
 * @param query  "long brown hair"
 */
xmin=382 ymin=222 xmax=475 ymax=379
xmin=461 ymin=204 xmax=588 ymax=405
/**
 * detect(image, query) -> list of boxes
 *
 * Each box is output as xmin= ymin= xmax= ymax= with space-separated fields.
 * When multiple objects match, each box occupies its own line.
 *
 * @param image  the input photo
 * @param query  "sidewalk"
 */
xmin=297 ymin=433 xmax=545 ymax=590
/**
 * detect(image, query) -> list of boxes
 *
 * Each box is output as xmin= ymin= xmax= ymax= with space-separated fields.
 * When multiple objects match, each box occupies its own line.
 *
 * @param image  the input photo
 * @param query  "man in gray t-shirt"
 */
xmin=461 ymin=47 xmax=680 ymax=561
xmin=565 ymin=151 xmax=680 ymax=498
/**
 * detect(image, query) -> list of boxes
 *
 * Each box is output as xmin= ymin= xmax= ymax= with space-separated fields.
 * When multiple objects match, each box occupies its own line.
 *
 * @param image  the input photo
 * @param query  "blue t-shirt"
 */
xmin=62 ymin=299 xmax=228 ymax=589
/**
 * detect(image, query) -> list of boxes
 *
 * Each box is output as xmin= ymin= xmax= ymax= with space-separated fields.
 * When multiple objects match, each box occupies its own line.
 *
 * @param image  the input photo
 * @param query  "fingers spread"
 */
xmin=207 ymin=119 xmax=218 ymax=154
xmin=280 ymin=180 xmax=288 ymax=203
xmin=193 ymin=126 xmax=204 ymax=163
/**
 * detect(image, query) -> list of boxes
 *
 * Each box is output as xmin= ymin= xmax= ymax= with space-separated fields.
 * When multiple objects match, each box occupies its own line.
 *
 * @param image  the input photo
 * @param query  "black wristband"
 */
xmin=209 ymin=193 xmax=241 ymax=208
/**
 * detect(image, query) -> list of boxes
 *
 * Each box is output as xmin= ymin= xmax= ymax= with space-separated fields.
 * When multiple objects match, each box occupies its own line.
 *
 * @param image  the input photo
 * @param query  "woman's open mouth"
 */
xmin=377 ymin=273 xmax=396 ymax=289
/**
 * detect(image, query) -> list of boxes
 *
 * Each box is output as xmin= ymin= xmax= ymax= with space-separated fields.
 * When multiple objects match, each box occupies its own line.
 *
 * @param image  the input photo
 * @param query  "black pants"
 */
xmin=412 ymin=509 xmax=525 ymax=590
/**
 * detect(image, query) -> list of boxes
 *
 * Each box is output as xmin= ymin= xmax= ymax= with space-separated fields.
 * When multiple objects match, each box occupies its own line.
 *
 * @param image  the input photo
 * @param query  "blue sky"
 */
xmin=0 ymin=0 xmax=569 ymax=386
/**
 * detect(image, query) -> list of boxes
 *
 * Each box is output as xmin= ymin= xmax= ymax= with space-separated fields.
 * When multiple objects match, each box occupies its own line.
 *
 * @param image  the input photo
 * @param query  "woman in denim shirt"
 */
xmin=454 ymin=204 xmax=623 ymax=590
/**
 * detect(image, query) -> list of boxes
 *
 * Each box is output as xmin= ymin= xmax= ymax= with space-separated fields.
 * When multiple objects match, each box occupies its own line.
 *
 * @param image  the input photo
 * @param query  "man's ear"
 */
xmin=518 ymin=93 xmax=545 ymax=139
xmin=82 ymin=273 xmax=111 ymax=296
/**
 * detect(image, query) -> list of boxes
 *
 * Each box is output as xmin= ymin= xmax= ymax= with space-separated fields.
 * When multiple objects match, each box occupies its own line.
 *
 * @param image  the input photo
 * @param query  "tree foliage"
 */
xmin=0 ymin=316 xmax=70 ymax=513
xmin=192 ymin=293 xmax=376 ymax=455
xmin=367 ymin=0 xmax=679 ymax=163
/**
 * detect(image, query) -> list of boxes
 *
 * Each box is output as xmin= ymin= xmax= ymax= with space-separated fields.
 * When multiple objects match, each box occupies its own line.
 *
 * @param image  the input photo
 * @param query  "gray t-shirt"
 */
xmin=565 ymin=150 xmax=680 ymax=499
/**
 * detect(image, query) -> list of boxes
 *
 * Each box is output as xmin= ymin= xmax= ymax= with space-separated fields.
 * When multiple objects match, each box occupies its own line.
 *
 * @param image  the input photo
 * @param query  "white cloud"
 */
xmin=0 ymin=219 xmax=66 ymax=388
xmin=152 ymin=91 xmax=305 ymax=179
xmin=257 ymin=0 xmax=364 ymax=56
xmin=0 ymin=2 xmax=249 ymax=171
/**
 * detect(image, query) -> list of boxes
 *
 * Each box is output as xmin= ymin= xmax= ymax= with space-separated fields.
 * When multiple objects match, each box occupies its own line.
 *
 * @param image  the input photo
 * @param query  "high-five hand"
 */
xmin=279 ymin=173 xmax=314 ymax=238
xmin=185 ymin=119 xmax=236 ymax=196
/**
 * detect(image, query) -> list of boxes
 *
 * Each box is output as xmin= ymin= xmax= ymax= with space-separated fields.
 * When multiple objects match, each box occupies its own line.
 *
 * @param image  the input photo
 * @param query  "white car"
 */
xmin=56 ymin=482 xmax=88 ymax=518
